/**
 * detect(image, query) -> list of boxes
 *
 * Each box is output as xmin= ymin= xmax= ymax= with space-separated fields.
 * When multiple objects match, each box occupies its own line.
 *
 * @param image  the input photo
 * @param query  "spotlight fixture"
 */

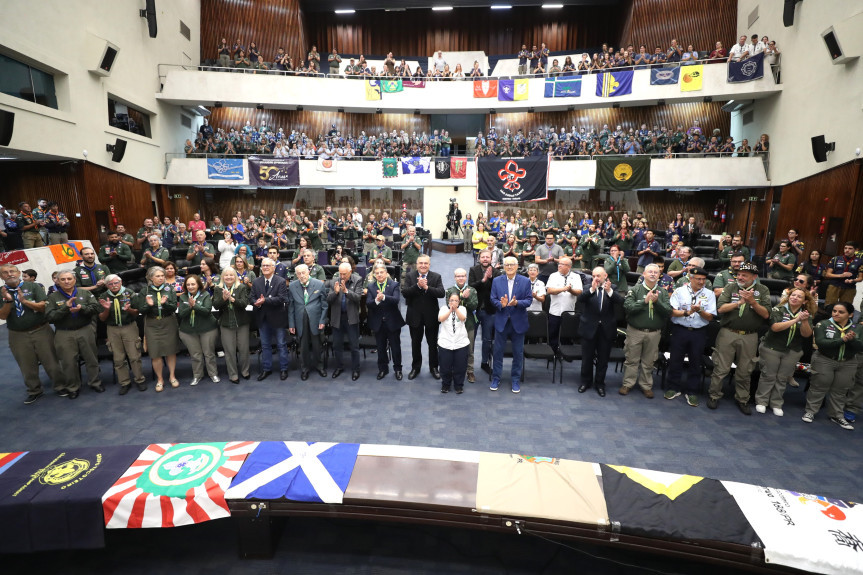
xmin=612 ymin=102 xmax=620 ymax=109
xmin=703 ymin=96 xmax=713 ymax=103
xmin=413 ymin=109 xmax=421 ymax=115
xmin=337 ymin=107 xmax=345 ymax=113
xmin=657 ymin=99 xmax=666 ymax=106
xmin=489 ymin=109 xmax=497 ymax=114
xmin=256 ymin=104 xmax=264 ymax=110
xmin=567 ymin=105 xmax=575 ymax=111
xmin=296 ymin=105 xmax=303 ymax=111
xmin=376 ymin=108 xmax=382 ymax=114
xmin=527 ymin=107 xmax=535 ymax=113
xmin=214 ymin=101 xmax=223 ymax=108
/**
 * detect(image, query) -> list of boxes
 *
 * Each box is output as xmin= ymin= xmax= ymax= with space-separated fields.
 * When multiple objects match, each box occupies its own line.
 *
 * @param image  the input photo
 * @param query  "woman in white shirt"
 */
xmin=437 ymin=293 xmax=470 ymax=394
xmin=217 ymin=231 xmax=238 ymax=270
xmin=526 ymin=263 xmax=547 ymax=312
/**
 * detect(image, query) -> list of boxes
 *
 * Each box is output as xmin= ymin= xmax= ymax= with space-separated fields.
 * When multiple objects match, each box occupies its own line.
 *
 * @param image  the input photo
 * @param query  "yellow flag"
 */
xmin=365 ymin=80 xmax=381 ymax=100
xmin=513 ymin=78 xmax=529 ymax=100
xmin=680 ymin=65 xmax=703 ymax=92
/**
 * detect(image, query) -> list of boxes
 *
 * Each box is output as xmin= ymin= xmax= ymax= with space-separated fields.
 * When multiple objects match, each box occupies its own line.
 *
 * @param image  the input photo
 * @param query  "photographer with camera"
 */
xmin=446 ymin=199 xmax=462 ymax=239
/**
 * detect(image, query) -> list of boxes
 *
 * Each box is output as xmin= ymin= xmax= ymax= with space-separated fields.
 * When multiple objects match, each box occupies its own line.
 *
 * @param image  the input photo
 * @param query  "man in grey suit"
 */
xmin=326 ymin=262 xmax=363 ymax=380
xmin=289 ymin=264 xmax=329 ymax=380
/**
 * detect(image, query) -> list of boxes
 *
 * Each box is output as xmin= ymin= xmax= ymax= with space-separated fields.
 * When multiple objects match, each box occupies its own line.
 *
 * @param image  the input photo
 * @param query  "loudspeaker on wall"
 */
xmin=0 ymin=110 xmax=14 ymax=147
xmin=106 ymin=138 xmax=127 ymax=162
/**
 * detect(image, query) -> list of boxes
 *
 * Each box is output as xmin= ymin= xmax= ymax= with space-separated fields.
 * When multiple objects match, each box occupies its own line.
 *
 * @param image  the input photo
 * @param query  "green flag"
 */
xmin=382 ymin=78 xmax=403 ymax=93
xmin=595 ymin=157 xmax=650 ymax=191
xmin=382 ymin=158 xmax=398 ymax=178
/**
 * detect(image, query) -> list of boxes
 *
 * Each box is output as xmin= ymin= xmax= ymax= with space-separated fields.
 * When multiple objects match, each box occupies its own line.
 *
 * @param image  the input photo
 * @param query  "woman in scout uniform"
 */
xmin=803 ymin=302 xmax=863 ymax=429
xmin=232 ymin=254 xmax=256 ymax=288
xmin=613 ymin=220 xmax=634 ymax=255
xmin=235 ymin=244 xmax=254 ymax=270
xmin=521 ymin=232 xmax=539 ymax=267
xmin=461 ymin=213 xmax=474 ymax=253
xmin=755 ymin=288 xmax=816 ymax=417
xmin=178 ymin=275 xmax=220 ymax=387
xmin=563 ymin=234 xmax=583 ymax=269
xmin=767 ymin=240 xmax=796 ymax=281
xmin=164 ymin=262 xmax=185 ymax=295
xmin=213 ymin=268 xmax=250 ymax=383
xmin=137 ymin=266 xmax=179 ymax=391
xmin=199 ymin=258 xmax=221 ymax=296
xmin=291 ymin=236 xmax=312 ymax=267
xmin=98 ymin=274 xmax=147 ymax=395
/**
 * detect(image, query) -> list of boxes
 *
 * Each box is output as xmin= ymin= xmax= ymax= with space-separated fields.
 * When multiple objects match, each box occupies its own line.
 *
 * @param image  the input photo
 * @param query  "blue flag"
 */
xmin=650 ymin=67 xmax=680 ymax=85
xmin=498 ymin=79 xmax=515 ymax=101
xmin=207 ymin=158 xmax=244 ymax=180
xmin=596 ymin=70 xmax=633 ymax=97
xmin=401 ymin=156 xmax=431 ymax=174
xmin=555 ymin=77 xmax=581 ymax=97
xmin=728 ymin=52 xmax=765 ymax=83
xmin=225 ymin=441 xmax=360 ymax=503
xmin=544 ymin=78 xmax=555 ymax=98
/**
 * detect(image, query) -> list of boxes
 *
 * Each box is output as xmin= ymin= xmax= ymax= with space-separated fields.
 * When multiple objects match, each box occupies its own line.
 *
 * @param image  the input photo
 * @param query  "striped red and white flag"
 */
xmin=102 ymin=441 xmax=257 ymax=529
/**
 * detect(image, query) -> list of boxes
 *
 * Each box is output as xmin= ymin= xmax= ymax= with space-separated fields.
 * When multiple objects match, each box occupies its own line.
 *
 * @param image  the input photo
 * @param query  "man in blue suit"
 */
xmin=251 ymin=257 xmax=290 ymax=381
xmin=577 ymin=266 xmax=624 ymax=397
xmin=366 ymin=265 xmax=405 ymax=381
xmin=490 ymin=256 xmax=532 ymax=393
xmin=288 ymin=264 xmax=328 ymax=380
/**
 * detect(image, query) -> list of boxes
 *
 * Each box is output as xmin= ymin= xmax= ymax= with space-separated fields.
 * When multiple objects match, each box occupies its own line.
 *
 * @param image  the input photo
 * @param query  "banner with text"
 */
xmin=248 ymin=157 xmax=300 ymax=187
xmin=477 ymin=156 xmax=548 ymax=203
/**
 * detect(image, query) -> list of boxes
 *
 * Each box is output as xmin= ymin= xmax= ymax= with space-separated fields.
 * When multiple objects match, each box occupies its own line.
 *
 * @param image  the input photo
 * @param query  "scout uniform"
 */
xmin=99 ymin=241 xmax=133 ymax=273
xmin=622 ymin=280 xmax=672 ymax=393
xmin=756 ymin=304 xmax=813 ymax=411
xmin=76 ymin=261 xmax=111 ymax=295
xmin=140 ymin=246 xmax=172 ymax=270
xmin=177 ymin=291 xmax=220 ymax=382
xmin=101 ymin=286 xmax=146 ymax=392
xmin=46 ymin=286 xmax=102 ymax=392
xmin=825 ymin=254 xmax=862 ymax=305
xmin=805 ymin=320 xmax=863 ymax=422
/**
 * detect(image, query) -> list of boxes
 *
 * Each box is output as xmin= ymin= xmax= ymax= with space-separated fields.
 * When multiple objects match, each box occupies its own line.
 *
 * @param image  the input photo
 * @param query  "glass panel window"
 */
xmin=0 ymin=54 xmax=58 ymax=110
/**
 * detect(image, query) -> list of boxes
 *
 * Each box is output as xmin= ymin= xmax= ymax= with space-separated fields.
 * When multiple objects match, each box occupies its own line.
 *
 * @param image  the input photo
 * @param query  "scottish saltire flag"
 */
xmin=728 ymin=52 xmax=765 ymax=83
xmin=0 ymin=452 xmax=27 ymax=476
xmin=513 ymin=78 xmax=529 ymax=100
xmin=650 ymin=67 xmax=680 ymax=85
xmin=365 ymin=80 xmax=382 ymax=100
xmin=401 ymin=156 xmax=431 ymax=174
xmin=207 ymin=158 xmax=243 ymax=180
xmin=226 ymin=442 xmax=360 ymax=504
xmin=596 ymin=70 xmax=633 ymax=97
xmin=498 ymin=79 xmax=516 ymax=101
xmin=382 ymin=78 xmax=403 ymax=92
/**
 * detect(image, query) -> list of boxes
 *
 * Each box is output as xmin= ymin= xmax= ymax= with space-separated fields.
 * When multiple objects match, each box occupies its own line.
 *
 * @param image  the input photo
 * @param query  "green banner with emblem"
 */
xmin=595 ymin=157 xmax=651 ymax=191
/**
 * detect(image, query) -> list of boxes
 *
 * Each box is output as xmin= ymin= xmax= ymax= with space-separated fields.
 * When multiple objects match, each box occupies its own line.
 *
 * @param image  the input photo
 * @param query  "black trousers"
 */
xmin=375 ymin=325 xmax=402 ymax=372
xmin=548 ymin=313 xmax=562 ymax=352
xmin=332 ymin=313 xmax=360 ymax=371
xmin=410 ymin=321 xmax=439 ymax=371
xmin=439 ymin=345 xmax=468 ymax=391
xmin=298 ymin=312 xmax=322 ymax=372
xmin=581 ymin=324 xmax=612 ymax=387
xmin=666 ymin=323 xmax=707 ymax=394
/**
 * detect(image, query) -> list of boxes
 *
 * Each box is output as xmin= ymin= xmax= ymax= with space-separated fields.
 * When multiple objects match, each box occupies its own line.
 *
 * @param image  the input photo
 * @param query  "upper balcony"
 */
xmin=156 ymin=61 xmax=781 ymax=114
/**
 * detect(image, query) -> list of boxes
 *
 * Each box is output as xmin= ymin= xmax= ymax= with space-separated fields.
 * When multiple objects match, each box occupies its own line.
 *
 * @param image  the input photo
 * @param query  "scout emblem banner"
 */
xmin=477 ymin=156 xmax=548 ymax=202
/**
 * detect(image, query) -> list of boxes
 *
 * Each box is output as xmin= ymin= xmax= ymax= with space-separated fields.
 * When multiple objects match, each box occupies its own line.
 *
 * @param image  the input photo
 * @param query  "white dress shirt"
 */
xmin=546 ymin=272 xmax=582 ymax=316
xmin=438 ymin=305 xmax=470 ymax=350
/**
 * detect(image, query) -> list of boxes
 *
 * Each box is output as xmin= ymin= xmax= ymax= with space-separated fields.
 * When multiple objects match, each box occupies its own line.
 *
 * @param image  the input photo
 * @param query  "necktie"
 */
xmin=302 ymin=283 xmax=309 ymax=304
xmin=265 ymin=279 xmax=270 ymax=294
xmin=10 ymin=287 xmax=24 ymax=317
xmin=599 ymin=289 xmax=604 ymax=312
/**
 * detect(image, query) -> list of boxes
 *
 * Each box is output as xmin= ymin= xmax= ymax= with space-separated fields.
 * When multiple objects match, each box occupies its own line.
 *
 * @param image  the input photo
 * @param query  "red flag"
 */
xmin=450 ymin=157 xmax=467 ymax=179
xmin=473 ymin=80 xmax=498 ymax=98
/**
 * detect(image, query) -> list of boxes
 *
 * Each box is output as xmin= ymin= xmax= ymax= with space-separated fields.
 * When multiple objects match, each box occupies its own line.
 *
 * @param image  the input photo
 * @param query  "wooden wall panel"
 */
xmin=725 ymin=188 xmax=773 ymax=255
xmin=489 ymin=102 xmax=730 ymax=140
xmin=200 ymin=0 xmax=306 ymax=64
xmin=618 ymin=0 xmax=738 ymax=53
xmin=303 ymin=6 xmax=622 ymax=57
xmin=207 ymin=108 xmax=431 ymax=139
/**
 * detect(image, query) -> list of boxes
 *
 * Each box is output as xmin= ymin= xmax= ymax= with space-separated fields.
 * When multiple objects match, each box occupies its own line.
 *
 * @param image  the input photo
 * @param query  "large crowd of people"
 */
xmin=3 ymin=199 xmax=862 ymax=433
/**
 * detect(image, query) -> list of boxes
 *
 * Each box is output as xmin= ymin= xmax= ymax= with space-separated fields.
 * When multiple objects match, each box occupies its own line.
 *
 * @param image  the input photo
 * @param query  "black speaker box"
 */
xmin=0 ymin=110 xmax=14 ymax=147
xmin=107 ymin=138 xmax=127 ymax=162
xmin=143 ymin=0 xmax=158 ymax=38
xmin=783 ymin=0 xmax=800 ymax=28
xmin=811 ymin=135 xmax=834 ymax=163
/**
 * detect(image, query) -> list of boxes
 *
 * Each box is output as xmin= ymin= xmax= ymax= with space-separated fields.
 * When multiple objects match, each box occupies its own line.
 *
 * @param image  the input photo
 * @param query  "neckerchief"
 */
xmin=784 ymin=304 xmax=801 ymax=347
xmin=610 ymin=255 xmax=622 ymax=282
xmin=151 ymin=284 xmax=167 ymax=318
xmin=107 ymin=287 xmax=126 ymax=324
xmin=187 ymin=292 xmax=197 ymax=327
xmin=829 ymin=318 xmax=851 ymax=360
xmin=738 ymin=284 xmax=753 ymax=317
xmin=644 ymin=282 xmax=659 ymax=319
xmin=81 ymin=263 xmax=99 ymax=285
xmin=376 ymin=279 xmax=387 ymax=295
xmin=7 ymin=281 xmax=25 ymax=317
xmin=58 ymin=287 xmax=80 ymax=317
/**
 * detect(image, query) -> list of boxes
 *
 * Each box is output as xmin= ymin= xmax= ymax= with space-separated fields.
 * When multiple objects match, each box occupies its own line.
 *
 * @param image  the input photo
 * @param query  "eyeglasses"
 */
xmin=794 ymin=278 xmax=806 ymax=284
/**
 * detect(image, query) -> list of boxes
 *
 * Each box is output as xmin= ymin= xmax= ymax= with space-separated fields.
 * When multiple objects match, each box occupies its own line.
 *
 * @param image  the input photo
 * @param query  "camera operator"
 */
xmin=447 ymin=200 xmax=462 ymax=239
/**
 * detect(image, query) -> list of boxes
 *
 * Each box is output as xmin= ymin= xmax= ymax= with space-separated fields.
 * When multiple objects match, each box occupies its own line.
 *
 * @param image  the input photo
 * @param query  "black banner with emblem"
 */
xmin=434 ymin=158 xmax=451 ymax=179
xmin=248 ymin=157 xmax=300 ymax=187
xmin=0 ymin=445 xmax=145 ymax=552
xmin=477 ymin=156 xmax=548 ymax=203
xmin=595 ymin=156 xmax=651 ymax=191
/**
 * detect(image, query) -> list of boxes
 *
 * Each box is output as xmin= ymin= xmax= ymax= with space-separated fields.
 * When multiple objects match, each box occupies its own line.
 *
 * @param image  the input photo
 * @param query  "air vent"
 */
xmin=180 ymin=20 xmax=191 ymax=41
xmin=180 ymin=114 xmax=192 ymax=128
xmin=748 ymin=5 xmax=759 ymax=28
xmin=742 ymin=110 xmax=754 ymax=125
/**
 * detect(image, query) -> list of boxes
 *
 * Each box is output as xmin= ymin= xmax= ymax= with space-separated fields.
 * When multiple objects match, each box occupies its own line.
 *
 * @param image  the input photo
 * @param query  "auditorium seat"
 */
xmin=522 ymin=312 xmax=557 ymax=383
xmin=758 ymin=277 xmax=791 ymax=295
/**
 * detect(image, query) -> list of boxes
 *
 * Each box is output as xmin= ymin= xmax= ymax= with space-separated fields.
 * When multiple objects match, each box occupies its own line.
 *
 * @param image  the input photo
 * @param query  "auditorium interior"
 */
xmin=1 ymin=0 xmax=863 ymax=573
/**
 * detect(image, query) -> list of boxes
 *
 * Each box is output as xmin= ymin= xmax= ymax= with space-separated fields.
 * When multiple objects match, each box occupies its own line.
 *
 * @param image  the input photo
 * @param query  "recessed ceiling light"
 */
xmin=542 ymin=3 xmax=564 ymax=8
xmin=432 ymin=6 xmax=453 ymax=11
xmin=335 ymin=9 xmax=355 ymax=14
xmin=491 ymin=4 xmax=512 ymax=9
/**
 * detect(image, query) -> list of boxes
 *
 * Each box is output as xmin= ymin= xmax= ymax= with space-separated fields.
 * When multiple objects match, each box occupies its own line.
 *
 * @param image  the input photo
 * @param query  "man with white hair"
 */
xmin=489 ymin=256 xmax=532 ymax=393
xmin=577 ymin=267 xmax=623 ymax=397
xmin=288 ymin=263 xmax=328 ymax=380
xmin=622 ymin=264 xmax=671 ymax=398
xmin=251 ymin=257 xmax=291 ymax=381
xmin=327 ymin=262 xmax=363 ymax=380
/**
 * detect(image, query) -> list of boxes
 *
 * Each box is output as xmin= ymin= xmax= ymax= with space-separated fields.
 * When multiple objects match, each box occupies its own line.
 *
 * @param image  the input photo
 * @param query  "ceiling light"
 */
xmin=335 ymin=9 xmax=355 ymax=14
xmin=491 ymin=4 xmax=512 ymax=9
xmin=432 ymin=6 xmax=453 ymax=11
xmin=542 ymin=4 xmax=564 ymax=8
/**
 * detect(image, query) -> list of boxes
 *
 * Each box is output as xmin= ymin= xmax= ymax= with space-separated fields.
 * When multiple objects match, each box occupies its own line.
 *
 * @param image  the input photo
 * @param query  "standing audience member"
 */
xmin=45 ymin=202 xmax=70 ymax=245
xmin=177 ymin=275 xmax=220 ymax=387
xmin=445 ymin=268 xmax=479 ymax=383
xmin=76 ymin=246 xmax=111 ymax=294
xmin=470 ymin=249 xmax=500 ymax=374
xmin=577 ymin=267 xmax=623 ymax=398
xmin=15 ymin=202 xmax=45 ymax=249
xmin=327 ymin=262 xmax=363 ymax=380
xmin=99 ymin=230 xmax=133 ymax=273
xmin=545 ymin=257 xmax=582 ymax=355
xmin=526 ymin=263 xmax=547 ymax=312
xmin=251 ymin=258 xmax=291 ymax=380
xmin=435 ymin=284 xmax=471 ymax=396
xmin=138 ymin=266 xmax=180 ymax=391
xmin=99 ymin=274 xmax=147 ymax=394
xmin=288 ymin=263 xmax=329 ymax=380
xmin=824 ymin=241 xmax=862 ymax=305
xmin=489 ymin=257 xmax=532 ymax=393
xmin=403 ymin=255 xmax=445 ymax=380
xmin=621 ymin=264 xmax=671 ymax=398
xmin=214 ymin=267 xmax=251 ymax=383
xmin=535 ymin=232 xmax=564 ymax=285
xmin=367 ymin=264 xmax=405 ymax=380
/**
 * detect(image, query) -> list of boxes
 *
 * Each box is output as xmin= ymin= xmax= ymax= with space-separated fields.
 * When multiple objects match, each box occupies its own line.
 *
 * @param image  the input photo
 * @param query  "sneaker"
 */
xmin=490 ymin=379 xmax=499 ymax=391
xmin=664 ymin=390 xmax=681 ymax=400
xmin=772 ymin=407 xmax=784 ymax=417
xmin=56 ymin=389 xmax=70 ymax=397
xmin=455 ymin=388 xmax=464 ymax=394
xmin=24 ymin=391 xmax=44 ymax=405
xmin=441 ymin=387 xmax=449 ymax=393
xmin=512 ymin=381 xmax=520 ymax=394
xmin=801 ymin=412 xmax=814 ymax=423
xmin=685 ymin=394 xmax=698 ymax=407
xmin=707 ymin=397 xmax=719 ymax=410
xmin=845 ymin=411 xmax=857 ymax=423
xmin=830 ymin=416 xmax=854 ymax=430
xmin=755 ymin=404 xmax=767 ymax=414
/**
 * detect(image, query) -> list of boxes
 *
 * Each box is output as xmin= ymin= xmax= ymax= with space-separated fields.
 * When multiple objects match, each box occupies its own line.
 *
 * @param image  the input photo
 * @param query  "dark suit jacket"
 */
xmin=366 ymin=279 xmax=405 ymax=333
xmin=326 ymin=273 xmax=363 ymax=328
xmin=287 ymin=278 xmax=328 ymax=337
xmin=490 ymin=273 xmax=532 ymax=334
xmin=250 ymin=274 xmax=289 ymax=328
xmin=469 ymin=264 xmax=501 ymax=315
xmin=402 ymin=270 xmax=445 ymax=328
xmin=577 ymin=287 xmax=623 ymax=340
xmin=683 ymin=224 xmax=700 ymax=246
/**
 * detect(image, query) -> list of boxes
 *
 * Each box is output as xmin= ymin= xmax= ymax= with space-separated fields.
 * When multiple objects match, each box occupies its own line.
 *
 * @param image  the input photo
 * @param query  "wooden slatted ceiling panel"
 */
xmin=488 ymin=102 xmax=730 ymax=141
xmin=618 ymin=0 xmax=739 ymax=53
xmin=200 ymin=0 xmax=306 ymax=64
xmin=303 ymin=6 xmax=622 ymax=57
xmin=207 ymin=109 xmax=431 ymax=139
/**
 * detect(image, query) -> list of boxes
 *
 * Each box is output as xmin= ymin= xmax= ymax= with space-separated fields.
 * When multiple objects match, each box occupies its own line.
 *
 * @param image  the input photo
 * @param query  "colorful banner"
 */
xmin=473 ymin=79 xmax=498 ymax=98
xmin=382 ymin=158 xmax=398 ymax=178
xmin=49 ymin=241 xmax=85 ymax=264
xmin=477 ymin=156 xmax=548 ymax=202
xmin=728 ymin=52 xmax=765 ymax=83
xmin=596 ymin=70 xmax=633 ymax=97
xmin=680 ymin=65 xmax=704 ymax=91
xmin=401 ymin=156 xmax=431 ymax=174
xmin=365 ymin=80 xmax=382 ymax=100
xmin=543 ymin=77 xmax=582 ymax=98
xmin=650 ymin=67 xmax=680 ymax=85
xmin=403 ymin=80 xmax=426 ymax=88
xmin=450 ymin=157 xmax=467 ymax=179
xmin=434 ymin=158 xmax=451 ymax=179
xmin=381 ymin=78 xmax=403 ymax=93
xmin=206 ymin=158 xmax=243 ymax=180
xmin=595 ymin=157 xmax=651 ymax=191
xmin=513 ymin=78 xmax=529 ymax=100
xmin=0 ymin=452 xmax=27 ymax=476
xmin=0 ymin=250 xmax=29 ymax=266
xmin=248 ymin=157 xmax=300 ymax=186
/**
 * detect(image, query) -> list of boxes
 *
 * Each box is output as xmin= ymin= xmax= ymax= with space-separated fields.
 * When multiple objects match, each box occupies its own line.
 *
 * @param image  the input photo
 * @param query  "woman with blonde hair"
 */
xmin=214 ymin=267 xmax=251 ymax=383
xmin=137 ymin=266 xmax=179 ymax=391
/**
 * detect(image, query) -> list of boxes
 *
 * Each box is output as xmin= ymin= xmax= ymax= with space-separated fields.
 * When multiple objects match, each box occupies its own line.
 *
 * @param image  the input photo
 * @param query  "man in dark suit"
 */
xmin=489 ymin=256 xmax=533 ymax=393
xmin=577 ymin=266 xmax=624 ymax=397
xmin=469 ymin=249 xmax=501 ymax=374
xmin=683 ymin=216 xmax=700 ymax=247
xmin=366 ymin=265 xmax=404 ymax=380
xmin=326 ymin=262 xmax=363 ymax=380
xmin=402 ymin=254 xmax=446 ymax=380
xmin=251 ymin=257 xmax=290 ymax=380
xmin=288 ymin=264 xmax=329 ymax=380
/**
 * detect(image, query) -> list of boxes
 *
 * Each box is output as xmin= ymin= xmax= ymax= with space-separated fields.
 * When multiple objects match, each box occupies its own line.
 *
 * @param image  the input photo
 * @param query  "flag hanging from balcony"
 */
xmin=401 ymin=156 xmax=430 ymax=174
xmin=207 ymin=158 xmax=244 ymax=180
xmin=596 ymin=70 xmax=633 ymax=97
xmin=365 ymin=80 xmax=382 ymax=100
xmin=382 ymin=79 xmax=403 ymax=93
xmin=450 ymin=157 xmax=467 ymax=179
xmin=544 ymin=77 xmax=582 ymax=98
xmin=248 ymin=158 xmax=300 ymax=186
xmin=473 ymin=80 xmax=498 ymax=98
xmin=477 ymin=156 xmax=548 ymax=203
xmin=727 ymin=52 xmax=765 ymax=83
xmin=382 ymin=158 xmax=398 ymax=178
xmin=680 ymin=65 xmax=704 ymax=92
xmin=595 ymin=157 xmax=650 ymax=191
xmin=403 ymin=79 xmax=425 ymax=88
xmin=650 ymin=67 xmax=680 ymax=85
